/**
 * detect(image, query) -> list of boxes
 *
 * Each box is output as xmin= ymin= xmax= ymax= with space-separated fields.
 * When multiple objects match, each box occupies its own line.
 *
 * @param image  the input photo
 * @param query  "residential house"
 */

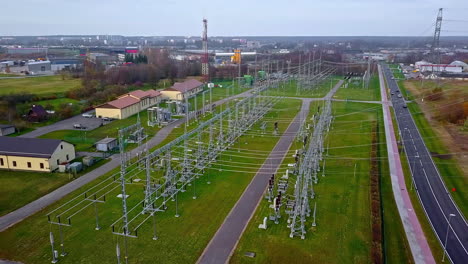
xmin=27 ymin=105 xmax=48 ymax=122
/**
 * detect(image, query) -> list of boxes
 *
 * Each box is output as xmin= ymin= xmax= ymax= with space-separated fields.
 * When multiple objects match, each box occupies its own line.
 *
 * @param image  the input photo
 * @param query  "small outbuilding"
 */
xmin=0 ymin=124 xmax=15 ymax=136
xmin=95 ymin=137 xmax=118 ymax=152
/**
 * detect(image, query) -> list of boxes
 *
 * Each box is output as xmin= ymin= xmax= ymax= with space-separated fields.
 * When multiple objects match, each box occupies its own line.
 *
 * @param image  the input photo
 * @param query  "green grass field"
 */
xmin=0 ymin=158 xmax=110 ymax=217
xmin=0 ymin=75 xmax=81 ymax=96
xmin=0 ymin=171 xmax=70 ymax=217
xmin=0 ymin=99 xmax=301 ymax=264
xmin=264 ymin=77 xmax=340 ymax=98
xmin=230 ymin=101 xmax=391 ymax=264
xmin=333 ymin=75 xmax=381 ymax=101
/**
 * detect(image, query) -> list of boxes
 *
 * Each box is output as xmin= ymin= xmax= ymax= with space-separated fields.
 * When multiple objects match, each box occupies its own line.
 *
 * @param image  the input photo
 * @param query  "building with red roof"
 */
xmin=161 ymin=79 xmax=204 ymax=101
xmin=95 ymin=89 xmax=161 ymax=119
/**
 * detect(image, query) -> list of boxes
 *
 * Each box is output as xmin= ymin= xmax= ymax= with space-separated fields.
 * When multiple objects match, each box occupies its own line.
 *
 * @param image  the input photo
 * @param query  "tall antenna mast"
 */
xmin=431 ymin=8 xmax=443 ymax=64
xmin=202 ymin=18 xmax=209 ymax=82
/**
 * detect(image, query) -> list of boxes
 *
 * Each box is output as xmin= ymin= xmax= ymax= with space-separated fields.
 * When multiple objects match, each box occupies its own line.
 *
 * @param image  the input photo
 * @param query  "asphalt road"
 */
xmin=0 ymin=89 xmax=252 ymax=232
xmin=378 ymin=65 xmax=434 ymax=264
xmin=19 ymin=112 xmax=104 ymax=138
xmin=197 ymin=80 xmax=343 ymax=264
xmin=382 ymin=64 xmax=468 ymax=263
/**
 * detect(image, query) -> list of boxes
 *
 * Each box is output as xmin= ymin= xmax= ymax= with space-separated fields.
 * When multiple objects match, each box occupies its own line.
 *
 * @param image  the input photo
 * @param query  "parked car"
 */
xmin=397 ymin=94 xmax=402 ymax=98
xmin=82 ymin=113 xmax=94 ymax=118
xmin=73 ymin=124 xmax=87 ymax=129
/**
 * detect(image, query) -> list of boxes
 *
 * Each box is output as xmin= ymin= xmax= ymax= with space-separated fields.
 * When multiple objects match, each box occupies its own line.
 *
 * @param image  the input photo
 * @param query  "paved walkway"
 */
xmin=197 ymin=80 xmax=343 ymax=264
xmin=378 ymin=65 xmax=434 ymax=264
xmin=0 ymin=90 xmax=252 ymax=232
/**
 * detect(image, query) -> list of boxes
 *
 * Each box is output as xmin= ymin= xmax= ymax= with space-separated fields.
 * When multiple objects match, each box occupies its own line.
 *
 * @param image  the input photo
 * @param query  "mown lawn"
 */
xmin=0 ymin=99 xmax=301 ymax=264
xmin=265 ymin=77 xmax=340 ymax=98
xmin=0 ymin=75 xmax=81 ymax=96
xmin=333 ymin=75 xmax=381 ymax=101
xmin=231 ymin=101 xmax=382 ymax=264
xmin=0 ymin=158 xmax=109 ymax=217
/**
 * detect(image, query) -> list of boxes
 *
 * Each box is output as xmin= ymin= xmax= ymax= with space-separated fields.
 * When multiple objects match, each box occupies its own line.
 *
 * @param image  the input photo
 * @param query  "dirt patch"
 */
xmin=404 ymin=80 xmax=468 ymax=177
xmin=430 ymin=152 xmax=453 ymax=160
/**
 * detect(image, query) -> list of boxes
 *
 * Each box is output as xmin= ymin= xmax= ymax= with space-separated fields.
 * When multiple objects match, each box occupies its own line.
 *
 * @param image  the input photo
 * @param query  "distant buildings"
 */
xmin=415 ymin=61 xmax=463 ymax=73
xmin=7 ymin=47 xmax=48 ymax=55
xmin=27 ymin=61 xmax=51 ymax=74
xmin=95 ymin=89 xmax=161 ymax=119
xmin=161 ymin=79 xmax=204 ymax=101
xmin=88 ymin=53 xmax=115 ymax=65
xmin=0 ymin=137 xmax=75 ymax=172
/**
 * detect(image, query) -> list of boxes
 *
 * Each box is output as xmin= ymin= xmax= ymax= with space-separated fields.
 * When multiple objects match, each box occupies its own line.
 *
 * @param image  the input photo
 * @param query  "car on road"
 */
xmin=391 ymin=92 xmax=394 ymax=95
xmin=397 ymin=94 xmax=402 ymax=98
xmin=73 ymin=123 xmax=87 ymax=129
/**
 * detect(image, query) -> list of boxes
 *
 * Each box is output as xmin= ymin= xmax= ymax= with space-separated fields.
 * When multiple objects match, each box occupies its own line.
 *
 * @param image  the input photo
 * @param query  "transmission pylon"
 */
xmin=202 ymin=18 xmax=209 ymax=82
xmin=431 ymin=8 xmax=443 ymax=65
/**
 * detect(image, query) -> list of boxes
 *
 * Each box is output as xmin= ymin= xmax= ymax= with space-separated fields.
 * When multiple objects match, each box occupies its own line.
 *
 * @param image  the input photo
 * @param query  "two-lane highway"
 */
xmin=382 ymin=64 xmax=468 ymax=263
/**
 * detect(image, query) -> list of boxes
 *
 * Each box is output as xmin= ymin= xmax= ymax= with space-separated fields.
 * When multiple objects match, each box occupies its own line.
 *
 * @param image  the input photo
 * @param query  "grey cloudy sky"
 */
xmin=1 ymin=0 xmax=467 ymax=36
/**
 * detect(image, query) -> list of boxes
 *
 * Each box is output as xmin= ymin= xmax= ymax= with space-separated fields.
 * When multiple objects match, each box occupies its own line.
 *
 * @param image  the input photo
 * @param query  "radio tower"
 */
xmin=202 ymin=18 xmax=209 ymax=82
xmin=431 ymin=8 xmax=443 ymax=64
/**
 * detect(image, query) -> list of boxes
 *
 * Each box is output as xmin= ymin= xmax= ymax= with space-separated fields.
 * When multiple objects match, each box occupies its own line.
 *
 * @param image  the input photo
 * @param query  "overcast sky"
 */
xmin=1 ymin=0 xmax=467 ymax=36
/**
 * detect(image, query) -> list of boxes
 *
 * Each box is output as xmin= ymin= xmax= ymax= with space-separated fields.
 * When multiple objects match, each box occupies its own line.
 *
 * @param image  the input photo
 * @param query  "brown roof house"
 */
xmin=27 ymin=105 xmax=48 ymax=122
xmin=95 ymin=89 xmax=161 ymax=119
xmin=161 ymin=79 xmax=204 ymax=101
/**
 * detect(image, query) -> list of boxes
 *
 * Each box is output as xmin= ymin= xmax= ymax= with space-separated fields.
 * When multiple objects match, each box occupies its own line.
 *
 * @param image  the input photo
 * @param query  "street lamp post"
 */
xmin=442 ymin=213 xmax=456 ymax=262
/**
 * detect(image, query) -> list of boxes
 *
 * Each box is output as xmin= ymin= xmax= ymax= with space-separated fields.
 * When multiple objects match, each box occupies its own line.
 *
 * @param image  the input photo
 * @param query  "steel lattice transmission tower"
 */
xmin=431 ymin=8 xmax=443 ymax=64
xmin=202 ymin=18 xmax=209 ymax=82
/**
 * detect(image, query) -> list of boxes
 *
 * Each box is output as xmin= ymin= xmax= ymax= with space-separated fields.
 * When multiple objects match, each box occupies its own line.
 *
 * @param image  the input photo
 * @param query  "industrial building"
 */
xmin=95 ymin=89 xmax=161 ymax=119
xmin=27 ymin=61 xmax=51 ymax=74
xmin=51 ymin=59 xmax=82 ymax=72
xmin=88 ymin=53 xmax=115 ymax=65
xmin=415 ymin=60 xmax=463 ymax=73
xmin=0 ymin=137 xmax=75 ymax=172
xmin=161 ymin=79 xmax=204 ymax=101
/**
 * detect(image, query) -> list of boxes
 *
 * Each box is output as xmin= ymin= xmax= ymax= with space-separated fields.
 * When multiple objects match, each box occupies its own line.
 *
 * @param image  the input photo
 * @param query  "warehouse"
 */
xmin=27 ymin=61 xmax=51 ymax=74
xmin=95 ymin=89 xmax=161 ymax=119
xmin=161 ymin=79 xmax=204 ymax=101
xmin=0 ymin=137 xmax=75 ymax=172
